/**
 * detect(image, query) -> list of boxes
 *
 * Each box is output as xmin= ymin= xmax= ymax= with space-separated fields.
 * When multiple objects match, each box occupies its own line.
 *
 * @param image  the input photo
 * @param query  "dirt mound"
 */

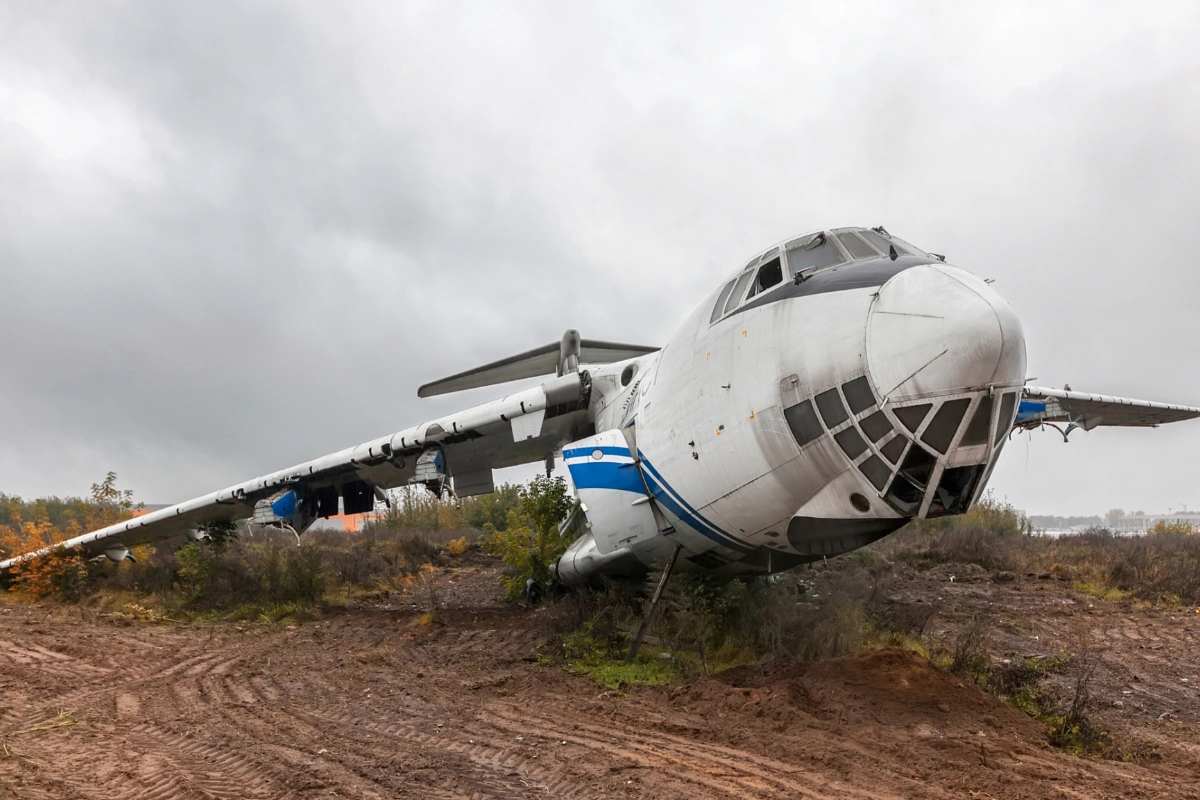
xmin=684 ymin=648 xmax=1043 ymax=739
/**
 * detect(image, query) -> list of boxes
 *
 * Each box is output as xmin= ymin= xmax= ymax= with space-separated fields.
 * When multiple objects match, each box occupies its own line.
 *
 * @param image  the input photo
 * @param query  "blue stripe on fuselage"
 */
xmin=636 ymin=452 xmax=748 ymax=552
xmin=565 ymin=450 xmax=751 ymax=554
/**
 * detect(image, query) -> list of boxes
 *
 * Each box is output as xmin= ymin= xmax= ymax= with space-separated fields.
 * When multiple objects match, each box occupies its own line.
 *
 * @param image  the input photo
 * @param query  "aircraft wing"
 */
xmin=0 ymin=372 xmax=592 ymax=572
xmin=1018 ymin=385 xmax=1200 ymax=431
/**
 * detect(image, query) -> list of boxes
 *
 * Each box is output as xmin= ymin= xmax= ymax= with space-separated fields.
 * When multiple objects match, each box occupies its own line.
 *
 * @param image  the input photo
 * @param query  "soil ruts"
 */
xmin=1 ymin=555 xmax=1198 ymax=798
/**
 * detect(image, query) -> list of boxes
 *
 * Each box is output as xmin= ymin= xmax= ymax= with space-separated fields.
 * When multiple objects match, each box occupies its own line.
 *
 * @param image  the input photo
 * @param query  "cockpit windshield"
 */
xmin=785 ymin=233 xmax=844 ymax=275
xmin=837 ymin=232 xmax=877 ymax=260
xmin=710 ymin=226 xmax=933 ymax=324
xmin=783 ymin=227 xmax=929 ymax=282
xmin=859 ymin=229 xmax=909 ymax=256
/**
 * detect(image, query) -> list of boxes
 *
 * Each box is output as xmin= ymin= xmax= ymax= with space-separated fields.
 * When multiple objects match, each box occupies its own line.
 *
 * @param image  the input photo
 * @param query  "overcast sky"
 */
xmin=2 ymin=1 xmax=1199 ymax=517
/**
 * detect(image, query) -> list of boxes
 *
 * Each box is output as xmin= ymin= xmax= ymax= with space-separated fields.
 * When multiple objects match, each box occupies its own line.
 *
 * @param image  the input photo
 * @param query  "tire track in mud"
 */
xmin=3 ymin=629 xmax=238 ymax=729
xmin=5 ymin=613 xmax=879 ymax=799
xmin=482 ymin=703 xmax=857 ymax=799
xmin=107 ymin=724 xmax=280 ymax=800
xmin=290 ymin=704 xmax=551 ymax=799
xmin=7 ymin=565 xmax=1200 ymax=799
xmin=2 ymin=627 xmax=303 ymax=800
xmin=184 ymin=662 xmax=474 ymax=799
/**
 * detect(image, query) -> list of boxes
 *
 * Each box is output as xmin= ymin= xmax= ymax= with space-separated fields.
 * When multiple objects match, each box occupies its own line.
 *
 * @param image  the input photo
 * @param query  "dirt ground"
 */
xmin=2 ymin=553 xmax=1199 ymax=799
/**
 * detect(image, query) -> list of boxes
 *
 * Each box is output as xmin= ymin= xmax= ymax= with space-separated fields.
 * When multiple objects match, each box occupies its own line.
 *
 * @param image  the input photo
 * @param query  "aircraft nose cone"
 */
xmin=865 ymin=264 xmax=1026 ymax=400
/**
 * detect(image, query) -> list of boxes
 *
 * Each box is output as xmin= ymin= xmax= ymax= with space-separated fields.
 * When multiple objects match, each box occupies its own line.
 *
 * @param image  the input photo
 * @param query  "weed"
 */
xmin=949 ymin=615 xmax=992 ymax=682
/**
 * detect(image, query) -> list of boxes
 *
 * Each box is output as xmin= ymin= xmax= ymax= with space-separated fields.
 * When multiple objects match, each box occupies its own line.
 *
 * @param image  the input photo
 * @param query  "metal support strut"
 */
xmin=627 ymin=542 xmax=683 ymax=662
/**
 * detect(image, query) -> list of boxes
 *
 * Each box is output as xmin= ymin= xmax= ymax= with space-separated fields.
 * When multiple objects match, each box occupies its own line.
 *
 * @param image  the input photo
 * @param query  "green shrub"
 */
xmin=480 ymin=475 xmax=573 ymax=601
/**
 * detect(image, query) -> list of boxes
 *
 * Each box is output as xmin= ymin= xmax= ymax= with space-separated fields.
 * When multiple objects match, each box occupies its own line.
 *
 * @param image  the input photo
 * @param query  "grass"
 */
xmin=538 ymin=566 xmax=897 ymax=690
xmin=549 ymin=627 xmax=680 ymax=690
xmin=1 ymin=524 xmax=483 ymax=627
xmin=3 ymin=709 xmax=78 ymax=739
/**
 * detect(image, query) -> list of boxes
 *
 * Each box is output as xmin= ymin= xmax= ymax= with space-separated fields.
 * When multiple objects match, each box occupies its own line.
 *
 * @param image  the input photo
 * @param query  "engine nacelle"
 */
xmin=554 ymin=530 xmax=645 ymax=587
xmin=554 ymin=429 xmax=668 ymax=585
xmin=103 ymin=545 xmax=134 ymax=563
xmin=562 ymin=429 xmax=661 ymax=555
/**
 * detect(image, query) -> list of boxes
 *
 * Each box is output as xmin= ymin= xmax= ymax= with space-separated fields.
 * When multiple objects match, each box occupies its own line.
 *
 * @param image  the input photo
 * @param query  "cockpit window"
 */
xmin=921 ymin=398 xmax=971 ymax=454
xmin=722 ymin=269 xmax=755 ymax=316
xmin=785 ymin=233 xmax=844 ymax=276
xmin=747 ymin=256 xmax=783 ymax=299
xmin=837 ymin=232 xmax=878 ymax=260
xmin=859 ymin=229 xmax=909 ymax=257
xmin=710 ymin=278 xmax=737 ymax=323
xmin=927 ymin=464 xmax=985 ymax=517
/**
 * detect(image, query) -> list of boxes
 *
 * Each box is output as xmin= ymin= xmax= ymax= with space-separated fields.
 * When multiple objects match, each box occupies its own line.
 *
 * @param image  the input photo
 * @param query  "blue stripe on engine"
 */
xmin=565 ymin=460 xmax=645 ymax=494
xmin=562 ymin=445 xmax=631 ymax=460
xmin=1016 ymin=400 xmax=1046 ymax=424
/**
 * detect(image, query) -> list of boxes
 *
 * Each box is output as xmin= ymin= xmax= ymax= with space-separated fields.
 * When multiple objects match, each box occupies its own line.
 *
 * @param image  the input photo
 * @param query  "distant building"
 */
xmin=310 ymin=512 xmax=380 ymax=532
xmin=129 ymin=504 xmax=170 ymax=517
xmin=1110 ymin=512 xmax=1200 ymax=534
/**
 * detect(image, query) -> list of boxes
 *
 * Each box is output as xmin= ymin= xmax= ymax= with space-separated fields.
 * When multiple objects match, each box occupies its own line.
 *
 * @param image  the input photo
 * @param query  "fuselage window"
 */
xmin=890 ymin=235 xmax=930 ymax=258
xmin=710 ymin=279 xmax=737 ymax=323
xmin=722 ymin=269 xmax=755 ymax=316
xmin=784 ymin=400 xmax=823 ymax=447
xmin=815 ymin=388 xmax=849 ymax=428
xmin=785 ymin=234 xmax=844 ymax=277
xmin=747 ymin=257 xmax=783 ymax=299
xmin=837 ymin=232 xmax=878 ymax=260
xmin=927 ymin=464 xmax=985 ymax=517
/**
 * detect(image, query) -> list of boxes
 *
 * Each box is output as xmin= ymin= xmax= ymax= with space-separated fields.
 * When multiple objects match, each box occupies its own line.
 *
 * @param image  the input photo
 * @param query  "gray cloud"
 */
xmin=2 ymin=1 xmax=1198 ymax=517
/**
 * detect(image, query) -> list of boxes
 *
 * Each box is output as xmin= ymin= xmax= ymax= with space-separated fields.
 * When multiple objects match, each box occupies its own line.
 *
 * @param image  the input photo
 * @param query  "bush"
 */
xmin=375 ymin=484 xmax=521 ymax=533
xmin=480 ymin=476 xmax=573 ymax=601
xmin=540 ymin=561 xmax=897 ymax=683
xmin=878 ymin=494 xmax=1032 ymax=572
xmin=1038 ymin=526 xmax=1200 ymax=604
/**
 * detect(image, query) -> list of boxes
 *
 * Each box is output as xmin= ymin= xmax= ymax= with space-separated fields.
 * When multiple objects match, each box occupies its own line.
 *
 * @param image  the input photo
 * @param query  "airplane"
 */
xmin=3 ymin=226 xmax=1198 ymax=591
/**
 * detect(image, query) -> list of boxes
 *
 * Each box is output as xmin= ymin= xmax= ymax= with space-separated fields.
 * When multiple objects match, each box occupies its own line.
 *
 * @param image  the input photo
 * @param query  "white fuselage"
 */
xmin=557 ymin=232 xmax=1026 ymax=583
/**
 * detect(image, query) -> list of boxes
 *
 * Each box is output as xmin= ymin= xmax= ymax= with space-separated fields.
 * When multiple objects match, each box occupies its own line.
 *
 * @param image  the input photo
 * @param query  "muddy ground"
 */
xmin=1 ymin=553 xmax=1198 ymax=799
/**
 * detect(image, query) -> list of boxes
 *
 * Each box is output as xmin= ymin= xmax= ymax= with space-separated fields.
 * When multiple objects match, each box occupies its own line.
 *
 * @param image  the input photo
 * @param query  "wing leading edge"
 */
xmin=1018 ymin=385 xmax=1200 ymax=431
xmin=0 ymin=372 xmax=593 ymax=573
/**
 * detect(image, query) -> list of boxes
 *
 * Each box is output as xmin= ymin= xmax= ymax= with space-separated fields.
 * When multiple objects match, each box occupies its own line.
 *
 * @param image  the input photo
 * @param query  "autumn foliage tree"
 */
xmin=0 ymin=472 xmax=141 ymax=598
